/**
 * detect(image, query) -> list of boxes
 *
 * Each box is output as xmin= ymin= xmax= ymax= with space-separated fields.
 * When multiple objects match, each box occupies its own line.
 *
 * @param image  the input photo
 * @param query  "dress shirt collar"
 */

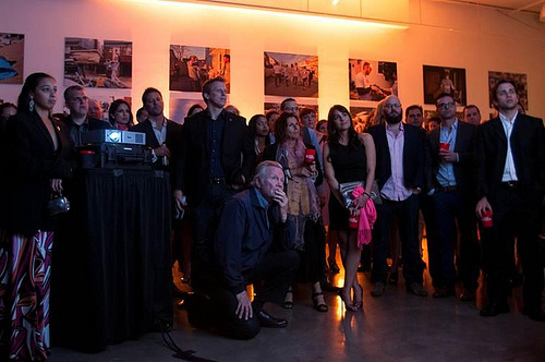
xmin=499 ymin=110 xmax=518 ymax=124
xmin=385 ymin=121 xmax=404 ymax=134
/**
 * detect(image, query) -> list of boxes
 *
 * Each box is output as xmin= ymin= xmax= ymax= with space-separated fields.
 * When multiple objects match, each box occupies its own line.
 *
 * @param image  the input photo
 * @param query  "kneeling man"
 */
xmin=188 ymin=161 xmax=299 ymax=339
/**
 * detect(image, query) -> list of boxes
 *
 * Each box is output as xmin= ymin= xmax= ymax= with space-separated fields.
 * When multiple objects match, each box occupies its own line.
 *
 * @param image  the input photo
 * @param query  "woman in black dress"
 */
xmin=0 ymin=72 xmax=73 ymax=361
xmin=323 ymin=105 xmax=375 ymax=312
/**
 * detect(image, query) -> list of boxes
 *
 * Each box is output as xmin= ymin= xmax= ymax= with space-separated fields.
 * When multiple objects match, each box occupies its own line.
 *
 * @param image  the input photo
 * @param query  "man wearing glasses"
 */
xmin=367 ymin=96 xmax=427 ymax=297
xmin=424 ymin=93 xmax=479 ymax=301
xmin=63 ymin=85 xmax=110 ymax=146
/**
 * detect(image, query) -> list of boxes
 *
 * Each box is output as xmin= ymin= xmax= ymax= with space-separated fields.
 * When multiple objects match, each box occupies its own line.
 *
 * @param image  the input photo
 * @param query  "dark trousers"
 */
xmin=191 ymin=250 xmax=299 ymax=339
xmin=191 ymin=184 xmax=234 ymax=291
xmin=372 ymin=194 xmax=424 ymax=285
xmin=483 ymin=184 xmax=544 ymax=310
xmin=429 ymin=189 xmax=480 ymax=290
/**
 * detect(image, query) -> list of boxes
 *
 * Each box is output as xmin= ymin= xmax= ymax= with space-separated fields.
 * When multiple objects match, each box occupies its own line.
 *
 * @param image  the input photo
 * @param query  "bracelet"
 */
xmin=363 ymin=192 xmax=371 ymax=197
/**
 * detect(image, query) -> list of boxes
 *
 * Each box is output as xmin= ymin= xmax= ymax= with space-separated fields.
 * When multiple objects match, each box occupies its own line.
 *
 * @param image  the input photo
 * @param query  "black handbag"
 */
xmin=47 ymin=191 xmax=71 ymax=216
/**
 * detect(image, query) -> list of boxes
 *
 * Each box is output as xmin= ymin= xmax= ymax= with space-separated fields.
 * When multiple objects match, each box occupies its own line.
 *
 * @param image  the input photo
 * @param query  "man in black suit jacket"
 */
xmin=62 ymin=85 xmax=110 ymax=147
xmin=174 ymin=77 xmax=255 ymax=291
xmin=367 ymin=95 xmax=427 ymax=297
xmin=476 ymin=80 xmax=545 ymax=321
xmin=425 ymin=93 xmax=479 ymax=300
xmin=129 ymin=87 xmax=183 ymax=176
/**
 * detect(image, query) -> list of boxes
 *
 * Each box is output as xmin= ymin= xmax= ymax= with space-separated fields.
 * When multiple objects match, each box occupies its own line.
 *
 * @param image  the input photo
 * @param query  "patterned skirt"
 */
xmin=0 ymin=231 xmax=53 ymax=361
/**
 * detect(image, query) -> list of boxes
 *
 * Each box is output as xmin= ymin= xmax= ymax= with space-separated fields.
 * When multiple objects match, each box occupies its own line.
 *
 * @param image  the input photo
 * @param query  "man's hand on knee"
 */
xmin=235 ymin=291 xmax=253 ymax=320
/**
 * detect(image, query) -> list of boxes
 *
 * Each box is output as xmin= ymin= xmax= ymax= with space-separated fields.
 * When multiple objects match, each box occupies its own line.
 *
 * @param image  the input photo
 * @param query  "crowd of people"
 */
xmin=0 ymin=72 xmax=543 ymax=360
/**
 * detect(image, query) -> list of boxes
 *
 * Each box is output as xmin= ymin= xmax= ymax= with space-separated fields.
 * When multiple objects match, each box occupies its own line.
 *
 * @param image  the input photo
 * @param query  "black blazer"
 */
xmin=476 ymin=113 xmax=545 ymax=201
xmin=130 ymin=118 xmax=184 ymax=175
xmin=425 ymin=120 xmax=476 ymax=196
xmin=367 ymin=123 xmax=424 ymax=191
xmin=0 ymin=111 xmax=73 ymax=236
xmin=175 ymin=109 xmax=254 ymax=205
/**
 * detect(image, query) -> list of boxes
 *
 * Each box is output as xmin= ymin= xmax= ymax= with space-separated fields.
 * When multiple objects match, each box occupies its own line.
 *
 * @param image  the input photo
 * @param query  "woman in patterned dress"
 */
xmin=0 ymin=73 xmax=73 ymax=361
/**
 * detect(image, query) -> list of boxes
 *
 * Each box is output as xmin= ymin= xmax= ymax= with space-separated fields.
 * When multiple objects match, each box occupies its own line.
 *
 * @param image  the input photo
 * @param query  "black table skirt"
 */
xmin=51 ymin=169 xmax=172 ymax=352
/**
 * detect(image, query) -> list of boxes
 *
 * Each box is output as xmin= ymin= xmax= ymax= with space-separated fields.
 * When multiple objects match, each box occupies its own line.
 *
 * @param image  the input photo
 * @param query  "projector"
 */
xmin=81 ymin=129 xmax=146 ymax=145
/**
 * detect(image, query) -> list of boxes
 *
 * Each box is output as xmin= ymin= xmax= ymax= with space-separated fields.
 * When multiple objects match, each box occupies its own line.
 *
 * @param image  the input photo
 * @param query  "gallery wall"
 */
xmin=1 ymin=0 xmax=545 ymax=121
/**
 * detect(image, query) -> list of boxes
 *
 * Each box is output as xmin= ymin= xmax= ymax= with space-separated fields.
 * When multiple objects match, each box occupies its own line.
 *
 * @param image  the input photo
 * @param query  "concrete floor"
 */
xmin=50 ymin=263 xmax=545 ymax=362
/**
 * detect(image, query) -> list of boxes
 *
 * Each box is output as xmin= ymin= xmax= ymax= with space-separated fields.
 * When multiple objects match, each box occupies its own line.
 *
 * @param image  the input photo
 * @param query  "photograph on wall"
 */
xmin=169 ymin=97 xmax=206 ymax=124
xmin=349 ymin=59 xmax=397 ymax=101
xmin=170 ymin=45 xmax=230 ymax=93
xmin=488 ymin=71 xmax=528 ymax=110
xmin=350 ymin=106 xmax=375 ymax=132
xmin=0 ymin=33 xmax=24 ymax=84
xmin=264 ymin=52 xmax=318 ymax=98
xmin=423 ymin=65 xmax=466 ymax=106
xmin=64 ymin=37 xmax=132 ymax=88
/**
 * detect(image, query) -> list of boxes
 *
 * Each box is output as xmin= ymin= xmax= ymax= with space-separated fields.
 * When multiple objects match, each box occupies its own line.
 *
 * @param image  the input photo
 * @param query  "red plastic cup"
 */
xmin=348 ymin=214 xmax=358 ymax=229
xmin=439 ymin=142 xmax=449 ymax=151
xmin=481 ymin=209 xmax=493 ymax=228
xmin=304 ymin=148 xmax=316 ymax=164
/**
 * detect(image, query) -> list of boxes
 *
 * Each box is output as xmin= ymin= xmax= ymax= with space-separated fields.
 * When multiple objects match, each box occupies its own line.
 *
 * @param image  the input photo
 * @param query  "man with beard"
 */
xmin=367 ymin=96 xmax=427 ymax=297
xmin=130 ymin=87 xmax=183 ymax=172
xmin=476 ymin=80 xmax=545 ymax=321
xmin=174 ymin=77 xmax=254 ymax=292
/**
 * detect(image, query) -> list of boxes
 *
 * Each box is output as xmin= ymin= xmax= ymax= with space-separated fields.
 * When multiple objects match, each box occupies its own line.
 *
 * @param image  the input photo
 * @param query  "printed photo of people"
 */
xmin=488 ymin=71 xmax=528 ymax=110
xmin=0 ymin=33 xmax=24 ymax=84
xmin=423 ymin=65 xmax=466 ymax=106
xmin=264 ymin=52 xmax=318 ymax=98
xmin=349 ymin=59 xmax=397 ymax=101
xmin=64 ymin=38 xmax=132 ymax=88
xmin=349 ymin=106 xmax=375 ymax=132
xmin=170 ymin=46 xmax=230 ymax=93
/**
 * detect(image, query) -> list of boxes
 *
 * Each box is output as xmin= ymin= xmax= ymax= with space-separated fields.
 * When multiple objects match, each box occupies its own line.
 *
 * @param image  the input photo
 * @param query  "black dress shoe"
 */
xmin=256 ymin=310 xmax=287 ymax=328
xmin=523 ymin=307 xmax=545 ymax=322
xmin=480 ymin=303 xmax=509 ymax=317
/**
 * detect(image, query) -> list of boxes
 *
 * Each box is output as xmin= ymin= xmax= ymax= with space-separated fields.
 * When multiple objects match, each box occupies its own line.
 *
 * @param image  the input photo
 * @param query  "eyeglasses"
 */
xmin=437 ymin=102 xmax=455 ymax=110
xmin=384 ymin=103 xmax=401 ymax=109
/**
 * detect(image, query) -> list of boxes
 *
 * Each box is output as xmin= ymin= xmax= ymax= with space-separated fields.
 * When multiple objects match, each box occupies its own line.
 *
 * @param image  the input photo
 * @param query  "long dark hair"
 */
xmin=327 ymin=105 xmax=360 ymax=149
xmin=17 ymin=72 xmax=55 ymax=115
xmin=274 ymin=111 xmax=300 ymax=144
xmin=109 ymin=99 xmax=134 ymax=128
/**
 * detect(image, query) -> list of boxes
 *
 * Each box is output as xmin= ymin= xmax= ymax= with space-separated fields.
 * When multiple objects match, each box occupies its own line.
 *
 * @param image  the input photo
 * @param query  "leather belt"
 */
xmin=209 ymin=178 xmax=225 ymax=185
xmin=501 ymin=181 xmax=518 ymax=188
xmin=441 ymin=186 xmax=458 ymax=192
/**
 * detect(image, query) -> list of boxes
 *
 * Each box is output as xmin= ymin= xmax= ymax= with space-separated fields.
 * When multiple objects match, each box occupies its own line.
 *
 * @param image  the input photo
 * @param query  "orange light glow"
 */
xmin=119 ymin=0 xmax=408 ymax=30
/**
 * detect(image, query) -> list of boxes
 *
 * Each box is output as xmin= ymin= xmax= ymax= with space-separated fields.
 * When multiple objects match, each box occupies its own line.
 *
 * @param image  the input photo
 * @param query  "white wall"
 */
xmin=1 ymin=0 xmax=544 ymax=120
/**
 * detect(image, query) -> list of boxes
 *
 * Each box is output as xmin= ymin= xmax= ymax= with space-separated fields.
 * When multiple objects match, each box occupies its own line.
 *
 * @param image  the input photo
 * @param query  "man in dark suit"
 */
xmin=62 ymin=85 xmax=110 ymax=146
xmin=174 ymin=77 xmax=255 ymax=292
xmin=130 ymin=87 xmax=183 ymax=174
xmin=129 ymin=87 xmax=184 ymax=329
xmin=425 ymin=93 xmax=479 ymax=300
xmin=367 ymin=95 xmax=427 ymax=297
xmin=476 ymin=80 xmax=545 ymax=321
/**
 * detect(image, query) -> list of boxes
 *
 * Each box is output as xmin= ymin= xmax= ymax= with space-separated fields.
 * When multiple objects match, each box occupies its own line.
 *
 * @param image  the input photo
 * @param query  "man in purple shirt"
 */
xmin=367 ymin=96 xmax=427 ymax=297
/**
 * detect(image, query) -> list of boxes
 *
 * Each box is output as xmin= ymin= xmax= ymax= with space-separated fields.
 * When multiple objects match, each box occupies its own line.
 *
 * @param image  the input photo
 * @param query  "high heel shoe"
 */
xmin=340 ymin=292 xmax=358 ymax=312
xmin=353 ymin=284 xmax=363 ymax=310
xmin=328 ymin=257 xmax=340 ymax=274
xmin=283 ymin=287 xmax=294 ymax=309
xmin=312 ymin=292 xmax=329 ymax=313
